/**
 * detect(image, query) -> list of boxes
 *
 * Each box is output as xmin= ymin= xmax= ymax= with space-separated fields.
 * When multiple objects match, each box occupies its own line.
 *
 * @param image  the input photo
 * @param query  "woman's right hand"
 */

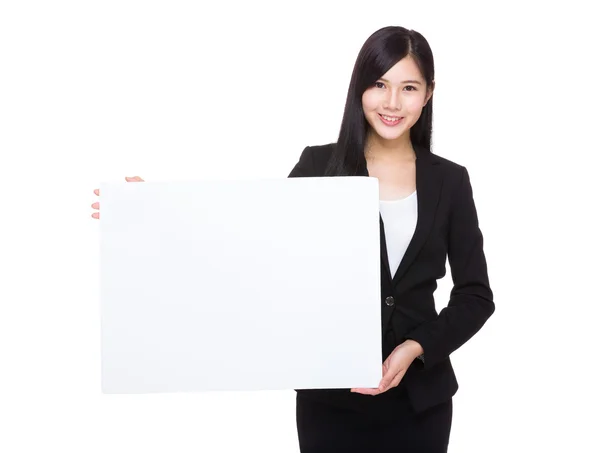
xmin=91 ymin=176 xmax=145 ymax=219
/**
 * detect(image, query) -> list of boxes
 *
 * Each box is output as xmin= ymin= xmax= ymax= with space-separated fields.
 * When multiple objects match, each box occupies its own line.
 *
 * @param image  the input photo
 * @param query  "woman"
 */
xmin=91 ymin=25 xmax=494 ymax=453
xmin=287 ymin=26 xmax=495 ymax=452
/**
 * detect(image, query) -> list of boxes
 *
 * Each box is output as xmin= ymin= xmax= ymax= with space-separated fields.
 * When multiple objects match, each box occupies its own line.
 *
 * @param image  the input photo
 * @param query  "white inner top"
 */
xmin=379 ymin=191 xmax=418 ymax=278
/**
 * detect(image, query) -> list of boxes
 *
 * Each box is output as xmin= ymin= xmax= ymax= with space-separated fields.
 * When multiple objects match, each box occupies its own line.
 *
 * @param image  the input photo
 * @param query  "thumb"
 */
xmin=379 ymin=379 xmax=390 ymax=392
xmin=379 ymin=364 xmax=392 ymax=391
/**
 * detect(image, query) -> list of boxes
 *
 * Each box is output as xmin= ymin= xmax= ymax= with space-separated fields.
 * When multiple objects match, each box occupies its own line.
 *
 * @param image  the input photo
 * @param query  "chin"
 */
xmin=372 ymin=127 xmax=405 ymax=142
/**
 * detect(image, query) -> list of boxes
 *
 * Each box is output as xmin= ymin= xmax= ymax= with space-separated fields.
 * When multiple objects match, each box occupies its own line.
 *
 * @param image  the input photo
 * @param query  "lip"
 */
xmin=378 ymin=114 xmax=404 ymax=126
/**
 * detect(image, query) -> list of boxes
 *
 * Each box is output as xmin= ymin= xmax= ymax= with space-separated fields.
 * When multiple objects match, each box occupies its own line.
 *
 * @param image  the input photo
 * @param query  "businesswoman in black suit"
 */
xmin=288 ymin=26 xmax=495 ymax=453
xmin=91 ymin=24 xmax=494 ymax=453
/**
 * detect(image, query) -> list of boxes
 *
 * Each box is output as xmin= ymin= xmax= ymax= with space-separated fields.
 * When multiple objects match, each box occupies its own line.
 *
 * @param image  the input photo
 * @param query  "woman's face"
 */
xmin=361 ymin=55 xmax=433 ymax=145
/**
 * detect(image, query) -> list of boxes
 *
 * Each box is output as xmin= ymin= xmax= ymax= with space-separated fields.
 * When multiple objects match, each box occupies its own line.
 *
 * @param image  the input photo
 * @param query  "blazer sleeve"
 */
xmin=287 ymin=146 xmax=315 ymax=178
xmin=404 ymin=166 xmax=495 ymax=370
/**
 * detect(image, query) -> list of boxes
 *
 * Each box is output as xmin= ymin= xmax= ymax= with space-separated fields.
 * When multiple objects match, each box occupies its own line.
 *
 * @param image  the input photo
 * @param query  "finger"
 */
xmin=91 ymin=202 xmax=99 ymax=209
xmin=389 ymin=373 xmax=403 ymax=389
xmin=379 ymin=369 xmax=406 ymax=393
xmin=351 ymin=388 xmax=381 ymax=396
xmin=378 ymin=371 xmax=394 ymax=392
xmin=381 ymin=374 xmax=403 ymax=393
xmin=92 ymin=212 xmax=99 ymax=219
xmin=94 ymin=188 xmax=99 ymax=196
xmin=125 ymin=176 xmax=144 ymax=182
xmin=382 ymin=361 xmax=389 ymax=374
xmin=379 ymin=366 xmax=404 ymax=392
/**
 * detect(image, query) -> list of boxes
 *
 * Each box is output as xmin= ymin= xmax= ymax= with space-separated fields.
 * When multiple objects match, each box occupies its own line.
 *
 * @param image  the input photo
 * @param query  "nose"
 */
xmin=384 ymin=88 xmax=401 ymax=110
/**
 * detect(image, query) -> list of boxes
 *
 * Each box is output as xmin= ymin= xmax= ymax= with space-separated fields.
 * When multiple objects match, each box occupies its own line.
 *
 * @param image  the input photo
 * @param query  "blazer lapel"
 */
xmin=391 ymin=148 xmax=443 ymax=289
xmin=379 ymin=216 xmax=393 ymax=283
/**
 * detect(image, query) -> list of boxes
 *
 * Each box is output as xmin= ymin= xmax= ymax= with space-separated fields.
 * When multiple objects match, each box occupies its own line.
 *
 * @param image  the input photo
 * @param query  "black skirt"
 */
xmin=295 ymin=330 xmax=453 ymax=453
xmin=295 ymin=385 xmax=452 ymax=453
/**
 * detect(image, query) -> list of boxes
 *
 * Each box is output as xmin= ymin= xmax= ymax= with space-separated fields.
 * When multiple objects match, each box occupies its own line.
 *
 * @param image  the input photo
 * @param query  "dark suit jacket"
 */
xmin=287 ymin=143 xmax=495 ymax=414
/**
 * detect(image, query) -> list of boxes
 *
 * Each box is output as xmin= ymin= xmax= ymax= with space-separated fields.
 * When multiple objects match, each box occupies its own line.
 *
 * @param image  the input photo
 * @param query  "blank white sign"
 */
xmin=99 ymin=176 xmax=382 ymax=393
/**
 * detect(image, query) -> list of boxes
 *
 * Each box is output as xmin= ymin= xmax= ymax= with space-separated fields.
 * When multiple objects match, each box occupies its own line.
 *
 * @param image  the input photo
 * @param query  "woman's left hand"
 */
xmin=351 ymin=340 xmax=423 ymax=396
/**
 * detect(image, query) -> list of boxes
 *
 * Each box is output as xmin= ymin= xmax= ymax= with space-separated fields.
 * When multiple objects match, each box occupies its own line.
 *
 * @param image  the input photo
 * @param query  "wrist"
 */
xmin=403 ymin=339 xmax=424 ymax=358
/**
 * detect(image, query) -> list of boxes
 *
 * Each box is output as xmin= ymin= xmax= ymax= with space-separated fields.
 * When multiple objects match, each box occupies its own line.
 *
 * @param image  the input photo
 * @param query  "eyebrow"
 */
xmin=380 ymin=78 xmax=422 ymax=85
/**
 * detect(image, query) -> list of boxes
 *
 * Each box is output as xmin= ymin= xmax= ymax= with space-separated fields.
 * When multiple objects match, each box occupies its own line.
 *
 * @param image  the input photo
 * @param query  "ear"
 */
xmin=424 ymin=80 xmax=435 ymax=106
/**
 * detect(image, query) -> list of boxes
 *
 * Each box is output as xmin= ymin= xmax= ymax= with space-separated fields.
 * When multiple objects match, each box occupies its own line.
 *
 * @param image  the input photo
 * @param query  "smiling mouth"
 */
xmin=378 ymin=114 xmax=404 ymax=125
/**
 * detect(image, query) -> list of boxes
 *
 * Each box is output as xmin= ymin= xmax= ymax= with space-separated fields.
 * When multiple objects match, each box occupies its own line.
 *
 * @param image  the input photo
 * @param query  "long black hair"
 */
xmin=324 ymin=26 xmax=435 ymax=176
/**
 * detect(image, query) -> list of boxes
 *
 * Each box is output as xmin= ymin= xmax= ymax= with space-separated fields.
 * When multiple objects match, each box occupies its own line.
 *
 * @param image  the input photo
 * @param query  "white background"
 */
xmin=1 ymin=1 xmax=598 ymax=451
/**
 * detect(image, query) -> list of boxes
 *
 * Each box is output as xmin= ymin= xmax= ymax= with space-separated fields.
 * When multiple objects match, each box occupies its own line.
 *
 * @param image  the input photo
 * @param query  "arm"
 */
xmin=404 ymin=166 xmax=495 ymax=370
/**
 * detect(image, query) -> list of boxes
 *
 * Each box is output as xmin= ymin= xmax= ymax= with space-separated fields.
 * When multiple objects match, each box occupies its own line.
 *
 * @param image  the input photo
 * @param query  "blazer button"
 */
xmin=385 ymin=296 xmax=395 ymax=306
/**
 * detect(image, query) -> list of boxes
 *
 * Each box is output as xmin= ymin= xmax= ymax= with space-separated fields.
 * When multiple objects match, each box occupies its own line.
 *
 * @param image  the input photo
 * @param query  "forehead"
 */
xmin=379 ymin=56 xmax=424 ymax=83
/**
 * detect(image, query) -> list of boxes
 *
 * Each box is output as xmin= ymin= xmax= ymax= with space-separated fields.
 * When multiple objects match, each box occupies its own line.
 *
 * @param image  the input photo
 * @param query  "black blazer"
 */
xmin=288 ymin=143 xmax=495 ymax=414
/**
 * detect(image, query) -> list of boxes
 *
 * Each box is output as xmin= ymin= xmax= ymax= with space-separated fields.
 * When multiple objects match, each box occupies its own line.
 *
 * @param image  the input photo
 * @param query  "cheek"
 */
xmin=406 ymin=96 xmax=425 ymax=113
xmin=361 ymin=91 xmax=378 ymax=112
xmin=403 ymin=96 xmax=426 ymax=124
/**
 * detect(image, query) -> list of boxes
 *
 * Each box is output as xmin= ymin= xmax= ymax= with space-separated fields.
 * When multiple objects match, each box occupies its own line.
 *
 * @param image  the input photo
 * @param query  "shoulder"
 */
xmin=288 ymin=143 xmax=335 ymax=177
xmin=288 ymin=143 xmax=334 ymax=178
xmin=420 ymin=150 xmax=480 ymax=208
xmin=296 ymin=144 xmax=473 ymax=184
xmin=426 ymin=151 xmax=471 ymax=187
xmin=427 ymin=151 xmax=465 ymax=173
xmin=303 ymin=142 xmax=336 ymax=166
xmin=426 ymin=152 xmax=483 ymax=212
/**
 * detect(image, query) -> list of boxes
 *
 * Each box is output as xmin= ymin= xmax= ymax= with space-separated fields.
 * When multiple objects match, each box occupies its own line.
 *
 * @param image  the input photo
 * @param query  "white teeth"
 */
xmin=381 ymin=114 xmax=401 ymax=121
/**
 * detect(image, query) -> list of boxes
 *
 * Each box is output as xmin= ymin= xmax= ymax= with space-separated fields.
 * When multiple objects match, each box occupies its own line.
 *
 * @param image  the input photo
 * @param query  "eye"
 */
xmin=404 ymin=85 xmax=417 ymax=91
xmin=374 ymin=81 xmax=385 ymax=89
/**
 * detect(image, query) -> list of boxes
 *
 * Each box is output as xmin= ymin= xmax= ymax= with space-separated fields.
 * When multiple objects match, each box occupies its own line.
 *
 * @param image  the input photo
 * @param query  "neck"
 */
xmin=364 ymin=131 xmax=416 ymax=162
